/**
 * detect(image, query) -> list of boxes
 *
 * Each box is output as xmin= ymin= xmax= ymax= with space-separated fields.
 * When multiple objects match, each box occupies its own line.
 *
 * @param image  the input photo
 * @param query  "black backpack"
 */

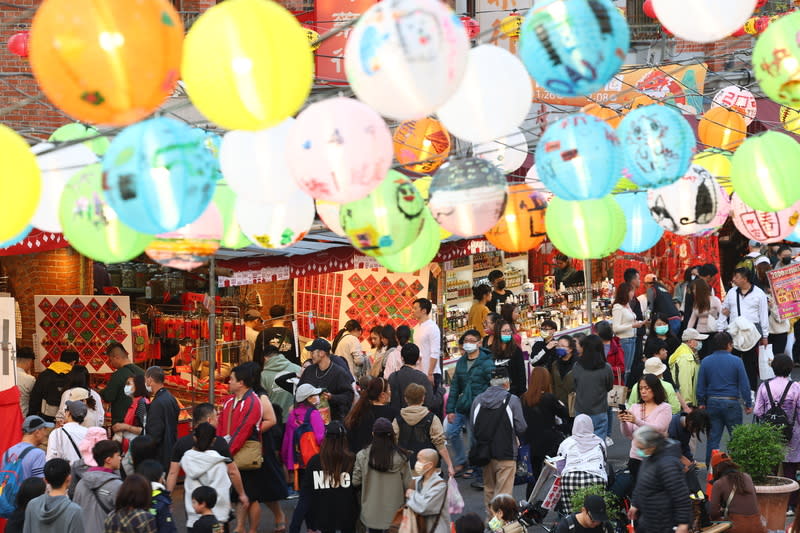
xmin=761 ymin=379 xmax=794 ymax=441
xmin=397 ymin=412 xmax=434 ymax=467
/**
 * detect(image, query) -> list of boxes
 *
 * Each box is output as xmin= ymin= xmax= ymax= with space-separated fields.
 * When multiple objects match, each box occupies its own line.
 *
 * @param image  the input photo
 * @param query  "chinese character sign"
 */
xmin=315 ymin=0 xmax=375 ymax=83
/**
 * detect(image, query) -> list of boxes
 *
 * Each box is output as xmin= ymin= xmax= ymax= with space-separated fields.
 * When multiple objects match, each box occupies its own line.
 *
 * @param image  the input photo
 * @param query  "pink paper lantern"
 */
xmin=460 ymin=15 xmax=480 ymax=39
xmin=145 ymin=203 xmax=223 ymax=271
xmin=711 ymin=86 xmax=758 ymax=125
xmin=731 ymin=193 xmax=800 ymax=243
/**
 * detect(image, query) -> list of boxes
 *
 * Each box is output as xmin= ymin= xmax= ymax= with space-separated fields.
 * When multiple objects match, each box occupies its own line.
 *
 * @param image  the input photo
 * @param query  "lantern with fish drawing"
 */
xmin=646 ymin=164 xmax=724 ymax=236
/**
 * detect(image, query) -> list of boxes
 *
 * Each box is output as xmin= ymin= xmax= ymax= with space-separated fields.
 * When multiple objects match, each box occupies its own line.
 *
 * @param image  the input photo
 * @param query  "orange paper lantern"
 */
xmin=698 ymin=107 xmax=746 ymax=151
xmin=485 ymin=183 xmax=548 ymax=253
xmin=393 ymin=118 xmax=452 ymax=174
xmin=581 ymin=103 xmax=622 ymax=128
xmin=29 ymin=0 xmax=184 ymax=126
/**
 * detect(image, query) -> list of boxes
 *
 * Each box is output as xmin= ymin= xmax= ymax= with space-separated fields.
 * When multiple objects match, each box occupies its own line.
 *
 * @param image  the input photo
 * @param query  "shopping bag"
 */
xmin=447 ymin=476 xmax=464 ymax=515
xmin=759 ymin=344 xmax=775 ymax=381
xmin=608 ymin=384 xmax=627 ymax=406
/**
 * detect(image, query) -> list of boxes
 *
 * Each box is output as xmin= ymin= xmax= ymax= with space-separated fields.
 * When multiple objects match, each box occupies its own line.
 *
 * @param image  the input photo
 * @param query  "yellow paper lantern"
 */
xmin=693 ymin=148 xmax=733 ymax=192
xmin=305 ymin=27 xmax=321 ymax=51
xmin=0 ymin=125 xmax=42 ymax=241
xmin=182 ymin=0 xmax=314 ymax=131
xmin=780 ymin=106 xmax=800 ymax=134
xmin=499 ymin=12 xmax=523 ymax=39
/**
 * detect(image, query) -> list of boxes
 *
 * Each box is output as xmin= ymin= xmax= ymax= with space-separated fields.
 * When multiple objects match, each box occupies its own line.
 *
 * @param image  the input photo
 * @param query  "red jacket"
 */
xmin=607 ymin=337 xmax=626 ymax=385
xmin=217 ymin=390 xmax=262 ymax=455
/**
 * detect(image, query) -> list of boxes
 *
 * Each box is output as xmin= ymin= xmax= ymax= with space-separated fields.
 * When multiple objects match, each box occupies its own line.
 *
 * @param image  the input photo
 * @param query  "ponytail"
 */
xmin=331 ymin=328 xmax=348 ymax=353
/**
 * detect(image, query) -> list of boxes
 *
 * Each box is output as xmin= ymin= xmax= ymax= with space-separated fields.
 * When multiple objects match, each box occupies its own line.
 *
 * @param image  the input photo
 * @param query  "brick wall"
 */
xmin=240 ymin=280 xmax=294 ymax=320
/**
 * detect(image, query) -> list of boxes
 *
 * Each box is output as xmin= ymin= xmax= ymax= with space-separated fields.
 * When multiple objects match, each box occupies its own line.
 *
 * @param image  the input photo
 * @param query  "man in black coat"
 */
xmin=28 ymin=350 xmax=78 ymax=421
xmin=299 ymin=338 xmax=355 ymax=422
xmin=143 ymin=366 xmax=179 ymax=472
xmin=387 ymin=343 xmax=434 ymax=413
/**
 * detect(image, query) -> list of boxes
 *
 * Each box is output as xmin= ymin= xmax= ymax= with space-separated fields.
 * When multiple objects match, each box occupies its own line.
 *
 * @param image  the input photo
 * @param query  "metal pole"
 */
xmin=208 ymin=256 xmax=217 ymax=405
xmin=584 ymin=259 xmax=593 ymax=327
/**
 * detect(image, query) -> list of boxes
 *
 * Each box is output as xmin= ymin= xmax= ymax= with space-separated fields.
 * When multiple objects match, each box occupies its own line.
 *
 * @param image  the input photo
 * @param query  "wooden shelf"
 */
xmin=445 ymin=296 xmax=472 ymax=305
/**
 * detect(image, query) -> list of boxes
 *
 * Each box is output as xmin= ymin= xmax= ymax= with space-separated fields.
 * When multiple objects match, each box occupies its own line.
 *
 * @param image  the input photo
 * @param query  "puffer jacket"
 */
xmin=446 ymin=348 xmax=495 ymax=415
xmin=631 ymin=440 xmax=691 ymax=533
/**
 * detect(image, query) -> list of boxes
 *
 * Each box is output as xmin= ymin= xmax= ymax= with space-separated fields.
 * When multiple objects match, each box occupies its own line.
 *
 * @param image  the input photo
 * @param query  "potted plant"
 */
xmin=727 ymin=422 xmax=799 ymax=530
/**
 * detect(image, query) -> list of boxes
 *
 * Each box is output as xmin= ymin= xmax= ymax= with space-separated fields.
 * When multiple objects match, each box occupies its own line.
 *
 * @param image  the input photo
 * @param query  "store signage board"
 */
xmin=768 ymin=264 xmax=800 ymax=321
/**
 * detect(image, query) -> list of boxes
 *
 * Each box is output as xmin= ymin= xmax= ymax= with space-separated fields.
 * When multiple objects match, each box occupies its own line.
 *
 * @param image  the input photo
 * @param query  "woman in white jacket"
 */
xmin=180 ymin=422 xmax=232 ymax=530
xmin=612 ymin=283 xmax=646 ymax=380
xmin=405 ymin=448 xmax=450 ymax=533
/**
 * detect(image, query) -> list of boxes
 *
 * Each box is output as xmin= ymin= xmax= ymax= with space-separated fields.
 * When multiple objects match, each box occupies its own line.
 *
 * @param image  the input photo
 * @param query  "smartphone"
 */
xmin=618 ymin=403 xmax=627 ymax=412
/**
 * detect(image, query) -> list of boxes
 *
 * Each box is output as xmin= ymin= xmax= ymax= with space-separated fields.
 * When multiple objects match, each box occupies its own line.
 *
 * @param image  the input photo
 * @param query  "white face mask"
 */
xmin=145 ymin=384 xmax=153 ymax=394
xmin=124 ymin=385 xmax=134 ymax=397
xmin=463 ymin=342 xmax=478 ymax=354
xmin=414 ymin=461 xmax=430 ymax=476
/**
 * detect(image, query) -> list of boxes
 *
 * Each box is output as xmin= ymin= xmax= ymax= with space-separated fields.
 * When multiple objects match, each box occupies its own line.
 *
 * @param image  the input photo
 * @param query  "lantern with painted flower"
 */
xmin=711 ymin=86 xmax=757 ymax=125
xmin=393 ymin=118 xmax=452 ymax=174
xmin=237 ymin=187 xmax=316 ymax=249
xmin=698 ymin=107 xmax=746 ymax=151
xmin=753 ymin=11 xmax=800 ymax=106
xmin=485 ymin=184 xmax=548 ymax=253
xmin=730 ymin=131 xmax=800 ymax=212
xmin=731 ymin=193 xmax=800 ymax=243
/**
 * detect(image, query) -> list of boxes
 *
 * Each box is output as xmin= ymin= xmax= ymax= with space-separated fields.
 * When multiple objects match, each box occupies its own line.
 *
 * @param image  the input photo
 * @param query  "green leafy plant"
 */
xmin=570 ymin=484 xmax=621 ymax=522
xmin=727 ymin=423 xmax=787 ymax=485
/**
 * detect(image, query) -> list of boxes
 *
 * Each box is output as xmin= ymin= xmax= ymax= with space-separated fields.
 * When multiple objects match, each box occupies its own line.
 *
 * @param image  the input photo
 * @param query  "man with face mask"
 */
xmin=143 ymin=366 xmax=179 ymax=472
xmin=778 ymin=245 xmax=797 ymax=266
xmin=530 ymin=319 xmax=559 ymax=368
xmin=405 ymin=448 xmax=450 ymax=533
xmin=487 ymin=270 xmax=513 ymax=314
xmin=668 ymin=329 xmax=708 ymax=407
xmin=100 ymin=343 xmax=144 ymax=425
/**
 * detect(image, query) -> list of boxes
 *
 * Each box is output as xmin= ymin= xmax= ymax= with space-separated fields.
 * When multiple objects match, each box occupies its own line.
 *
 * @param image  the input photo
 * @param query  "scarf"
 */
xmin=571 ymin=414 xmax=604 ymax=454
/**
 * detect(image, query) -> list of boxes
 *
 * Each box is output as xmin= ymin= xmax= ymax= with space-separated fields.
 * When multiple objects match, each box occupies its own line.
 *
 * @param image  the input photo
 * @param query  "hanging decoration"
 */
xmin=377 ymin=213 xmax=442 ymax=273
xmin=236 ymin=187 xmax=316 ymax=249
xmin=145 ymin=203 xmax=223 ymax=271
xmin=393 ymin=118 xmax=452 ymax=175
xmin=731 ymin=193 xmax=800 ymax=243
xmin=460 ymin=15 xmax=480 ymax=40
xmin=698 ymin=107 xmax=747 ymax=151
xmin=472 ymin=128 xmax=529 ymax=174
xmin=753 ymin=11 xmax=800 ymax=107
xmin=646 ymin=164 xmax=724 ymax=235
xmin=651 ymin=0 xmax=758 ymax=43
xmin=316 ymin=200 xmax=347 ymax=237
xmin=711 ymin=86 xmax=758 ymax=125
xmin=545 ymin=196 xmax=626 ymax=259
xmin=581 ymin=103 xmax=623 ymax=128
xmin=0 ymin=125 xmax=41 ymax=242
xmin=693 ymin=149 xmax=733 ymax=192
xmin=48 ymin=123 xmax=111 ymax=156
xmin=411 ymin=177 xmax=452 ymax=239
xmin=780 ymin=106 xmax=800 ymax=134
xmin=7 ymin=31 xmax=29 ymax=58
xmin=213 ymin=182 xmax=252 ymax=249
xmin=304 ymin=27 xmax=321 ymax=50
xmin=615 ymin=192 xmax=664 ymax=253
xmin=484 ymin=184 xmax=548 ymax=253
xmin=730 ymin=131 xmax=800 ymax=212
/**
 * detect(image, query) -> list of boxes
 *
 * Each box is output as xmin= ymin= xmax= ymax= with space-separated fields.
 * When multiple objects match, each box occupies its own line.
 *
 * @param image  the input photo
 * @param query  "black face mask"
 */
xmin=782 ymin=257 xmax=792 ymax=265
xmin=496 ymin=280 xmax=507 ymax=290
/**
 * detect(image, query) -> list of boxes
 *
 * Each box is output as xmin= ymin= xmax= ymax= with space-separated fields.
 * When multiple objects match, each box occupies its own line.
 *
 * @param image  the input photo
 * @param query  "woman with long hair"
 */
xmin=380 ymin=325 xmax=403 ymax=379
xmin=353 ymin=417 xmax=413 ymax=533
xmin=103 ymin=474 xmax=157 ymax=533
xmin=113 ymin=374 xmax=149 ymax=459
xmin=499 ymin=303 xmax=522 ymax=346
xmin=57 ymin=365 xmax=104 ymax=427
xmin=396 ymin=325 xmax=412 ymax=347
xmin=332 ymin=319 xmax=363 ymax=375
xmin=489 ymin=319 xmax=527 ymax=396
xmin=344 ymin=376 xmax=396 ymax=453
xmin=686 ymin=278 xmax=721 ymax=359
xmin=289 ymin=421 xmax=358 ymax=533
xmin=619 ymin=374 xmax=672 ymax=482
xmin=708 ymin=453 xmax=765 ymax=532
xmin=482 ymin=312 xmax=501 ymax=348
xmin=550 ymin=334 xmax=577 ymax=432
xmin=572 ymin=335 xmax=614 ymax=439
xmin=521 ymin=367 xmax=567 ymax=495
xmin=612 ymin=282 xmax=646 ymax=382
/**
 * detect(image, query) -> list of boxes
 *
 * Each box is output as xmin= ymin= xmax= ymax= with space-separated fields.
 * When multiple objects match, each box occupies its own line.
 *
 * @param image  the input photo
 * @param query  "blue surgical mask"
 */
xmin=655 ymin=325 xmax=669 ymax=335
xmin=555 ymin=347 xmax=568 ymax=358
xmin=635 ymin=447 xmax=651 ymax=459
xmin=695 ymin=341 xmax=703 ymax=351
xmin=501 ymin=334 xmax=513 ymax=343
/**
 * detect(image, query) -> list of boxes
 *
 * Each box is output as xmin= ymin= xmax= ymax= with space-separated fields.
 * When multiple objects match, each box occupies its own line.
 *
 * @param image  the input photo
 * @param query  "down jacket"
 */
xmin=445 ymin=348 xmax=495 ymax=416
xmin=631 ymin=440 xmax=691 ymax=533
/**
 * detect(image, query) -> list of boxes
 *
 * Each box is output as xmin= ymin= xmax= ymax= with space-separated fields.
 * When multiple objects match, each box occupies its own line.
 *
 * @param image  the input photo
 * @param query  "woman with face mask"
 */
xmin=549 ymin=335 xmax=577 ymax=433
xmin=643 ymin=314 xmax=680 ymax=371
xmin=112 ymin=374 xmax=150 ymax=459
xmin=489 ymin=320 xmax=527 ymax=396
xmin=405 ymin=448 xmax=450 ymax=533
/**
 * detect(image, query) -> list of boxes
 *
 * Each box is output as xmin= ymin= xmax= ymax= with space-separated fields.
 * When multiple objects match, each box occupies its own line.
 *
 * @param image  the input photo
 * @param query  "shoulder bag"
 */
xmin=226 ymin=392 xmax=263 ymax=471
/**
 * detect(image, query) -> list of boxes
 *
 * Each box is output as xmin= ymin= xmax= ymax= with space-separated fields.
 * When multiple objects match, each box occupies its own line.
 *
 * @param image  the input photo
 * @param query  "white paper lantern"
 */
xmin=731 ymin=193 xmax=800 ymax=244
xmin=711 ymin=86 xmax=757 ymax=125
xmin=316 ymin=200 xmax=346 ymax=236
xmin=647 ymin=164 xmax=725 ymax=235
xmin=473 ymin=128 xmax=528 ymax=174
xmin=652 ymin=0 xmax=758 ymax=43
xmin=236 ymin=188 xmax=316 ymax=249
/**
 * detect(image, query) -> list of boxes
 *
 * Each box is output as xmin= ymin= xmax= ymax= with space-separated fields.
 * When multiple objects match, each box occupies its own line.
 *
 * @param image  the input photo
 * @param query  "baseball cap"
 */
xmin=66 ymin=400 xmax=88 ymax=419
xmin=682 ymin=328 xmax=709 ymax=342
xmin=643 ymin=273 xmax=657 ymax=283
xmin=22 ymin=415 xmax=53 ymax=433
xmin=295 ymin=383 xmax=323 ymax=403
xmin=68 ymin=388 xmax=90 ymax=401
xmin=305 ymin=338 xmax=331 ymax=353
xmin=584 ymin=494 xmax=609 ymax=522
xmin=372 ymin=417 xmax=394 ymax=434
xmin=754 ymin=256 xmax=770 ymax=267
xmin=326 ymin=420 xmax=347 ymax=436
xmin=749 ymin=239 xmax=762 ymax=248
xmin=491 ymin=366 xmax=510 ymax=380
xmin=711 ymin=451 xmax=732 ymax=471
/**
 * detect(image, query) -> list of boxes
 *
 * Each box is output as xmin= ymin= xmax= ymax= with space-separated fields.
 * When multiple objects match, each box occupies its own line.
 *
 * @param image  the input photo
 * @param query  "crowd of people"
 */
xmin=4 ymin=244 xmax=800 ymax=533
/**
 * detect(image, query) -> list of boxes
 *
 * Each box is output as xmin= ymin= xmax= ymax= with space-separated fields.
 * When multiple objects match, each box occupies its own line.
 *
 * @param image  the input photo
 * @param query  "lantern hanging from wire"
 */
xmin=698 ymin=107 xmax=746 ymax=151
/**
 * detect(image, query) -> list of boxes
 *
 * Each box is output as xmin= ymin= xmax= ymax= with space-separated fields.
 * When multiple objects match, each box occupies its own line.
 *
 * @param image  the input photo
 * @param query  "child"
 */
xmin=136 ymin=459 xmax=177 ymax=533
xmin=180 ymin=423 xmax=231 ymax=531
xmin=489 ymin=493 xmax=525 ymax=533
xmin=191 ymin=486 xmax=223 ymax=533
xmin=280 ymin=384 xmax=324 ymax=490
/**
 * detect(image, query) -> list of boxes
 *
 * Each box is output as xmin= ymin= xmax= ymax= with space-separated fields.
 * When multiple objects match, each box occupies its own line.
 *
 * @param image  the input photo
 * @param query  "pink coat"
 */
xmin=620 ymin=401 xmax=672 ymax=459
xmin=280 ymin=403 xmax=325 ymax=469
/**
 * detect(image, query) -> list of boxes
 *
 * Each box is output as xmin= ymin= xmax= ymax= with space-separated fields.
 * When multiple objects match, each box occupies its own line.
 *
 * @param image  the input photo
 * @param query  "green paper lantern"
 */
xmin=545 ymin=196 xmax=626 ymax=259
xmin=731 ymin=132 xmax=800 ymax=213
xmin=59 ymin=164 xmax=153 ymax=263
xmin=377 ymin=213 xmax=442 ymax=273
xmin=214 ymin=181 xmax=252 ymax=249
xmin=340 ymin=170 xmax=426 ymax=256
xmin=49 ymin=122 xmax=111 ymax=156
xmin=753 ymin=11 xmax=800 ymax=107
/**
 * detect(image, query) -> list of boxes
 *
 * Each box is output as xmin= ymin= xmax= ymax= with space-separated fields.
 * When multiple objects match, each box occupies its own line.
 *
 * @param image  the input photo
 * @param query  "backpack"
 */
xmin=293 ymin=407 xmax=320 ymax=469
xmin=468 ymin=394 xmax=511 ymax=467
xmin=736 ymin=255 xmax=766 ymax=274
xmin=397 ymin=412 xmax=435 ymax=466
xmin=761 ymin=379 xmax=794 ymax=441
xmin=0 ymin=445 xmax=36 ymax=518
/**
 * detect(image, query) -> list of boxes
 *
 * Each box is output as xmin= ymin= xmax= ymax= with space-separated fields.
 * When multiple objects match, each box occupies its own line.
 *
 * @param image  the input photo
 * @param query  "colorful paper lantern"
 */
xmin=647 ymin=164 xmax=725 ymax=235
xmin=236 ymin=187 xmax=316 ymax=249
xmin=287 ymin=97 xmax=392 ymax=203
xmin=436 ymin=44 xmax=532 ymax=144
xmin=146 ymin=203 xmax=223 ymax=271
xmin=7 ymin=31 xmax=29 ymax=58
xmin=460 ymin=15 xmax=481 ymax=40
xmin=730 ymin=132 xmax=800 ymax=212
xmin=0 ymin=125 xmax=41 ymax=242
xmin=411 ymin=177 xmax=452 ymax=240
xmin=484 ymin=184 xmax=548 ymax=253
xmin=344 ymin=0 xmax=469 ymax=121
xmin=316 ymin=200 xmax=347 ymax=237
xmin=519 ymin=0 xmax=630 ymax=97
xmin=711 ymin=86 xmax=757 ymax=125
xmin=473 ymin=128 xmax=529 ymax=174
xmin=524 ymin=166 xmax=556 ymax=202
xmin=340 ymin=170 xmax=426 ymax=255
xmin=377 ymin=213 xmax=442 ymax=273
xmin=651 ymin=0 xmax=758 ymax=43
xmin=182 ymin=0 xmax=313 ymax=130
xmin=428 ymin=158 xmax=507 ymax=237
xmin=581 ymin=103 xmax=623 ymax=128
xmin=29 ymin=0 xmax=183 ymax=126
xmin=103 ymin=117 xmax=217 ymax=235
xmin=615 ymin=192 xmax=664 ymax=253
xmin=213 ymin=182 xmax=252 ymax=249
xmin=731 ymin=193 xmax=800 ymax=243
xmin=695 ymin=185 xmax=732 ymax=236
xmin=779 ymin=106 xmax=800 ymax=134
xmin=545 ymin=196 xmax=626 ymax=259
xmin=393 ymin=118 xmax=452 ymax=174
xmin=499 ymin=12 xmax=524 ymax=38
xmin=535 ymin=113 xmax=621 ymax=201
xmin=693 ymin=149 xmax=733 ymax=192
xmin=753 ymin=11 xmax=800 ymax=106
xmin=30 ymin=142 xmax=98 ymax=233
xmin=304 ymin=27 xmax=321 ymax=51
xmin=617 ymin=104 xmax=695 ymax=189
xmin=698 ymin=107 xmax=746 ymax=151
xmin=59 ymin=165 xmax=153 ymax=263
xmin=49 ymin=123 xmax=111 ymax=156
xmin=642 ymin=0 xmax=656 ymax=18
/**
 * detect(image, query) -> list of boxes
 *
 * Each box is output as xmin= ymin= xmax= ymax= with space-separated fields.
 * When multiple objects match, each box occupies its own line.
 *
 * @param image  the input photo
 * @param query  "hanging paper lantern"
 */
xmin=30 ymin=142 xmax=98 ymax=233
xmin=581 ymin=103 xmax=623 ymax=128
xmin=651 ymin=0 xmax=758 ymax=43
xmin=460 ymin=16 xmax=481 ymax=40
xmin=428 ymin=158 xmax=507 ymax=237
xmin=0 ymin=226 xmax=32 ymax=249
xmin=146 ymin=203 xmax=222 ymax=271
xmin=182 ymin=0 xmax=313 ymax=130
xmin=7 ymin=31 xmax=29 ymax=58
xmin=615 ymin=192 xmax=664 ymax=253
xmin=411 ymin=177 xmax=451 ymax=240
xmin=473 ymin=128 xmax=529 ymax=174
xmin=524 ymin=166 xmax=556 ymax=202
xmin=695 ymin=185 xmax=732 ymax=236
xmin=787 ymin=223 xmax=800 ymax=244
xmin=59 ymin=165 xmax=153 ymax=263
xmin=316 ymin=200 xmax=347 ymax=237
xmin=49 ymin=122 xmax=110 ymax=156
xmin=213 ymin=182 xmax=252 ymax=249
xmin=436 ymin=44 xmax=532 ymax=144
xmin=646 ymin=165 xmax=724 ymax=235
xmin=753 ymin=11 xmax=800 ymax=106
xmin=29 ymin=0 xmax=183 ymax=126
xmin=698 ymin=107 xmax=746 ymax=151
xmin=377 ymin=213 xmax=442 ymax=273
xmin=519 ymin=0 xmax=630 ymax=97
xmin=103 ymin=117 xmax=217 ymax=235
xmin=287 ymin=98 xmax=392 ymax=203
xmin=535 ymin=113 xmax=621 ymax=201
xmin=340 ymin=170 xmax=426 ymax=255
xmin=344 ymin=0 xmax=469 ymax=121
xmin=617 ymin=104 xmax=695 ymax=189
xmin=393 ymin=118 xmax=452 ymax=174
xmin=730 ymin=132 xmax=800 ymax=212
xmin=236 ymin=187 xmax=316 ymax=249
xmin=304 ymin=27 xmax=321 ymax=50
xmin=642 ymin=0 xmax=657 ymax=18
xmin=693 ymin=148 xmax=733 ymax=192
xmin=485 ymin=184 xmax=548 ymax=253
xmin=731 ymin=193 xmax=800 ymax=243
xmin=0 ymin=125 xmax=41 ymax=242
xmin=779 ymin=106 xmax=800 ymax=134
xmin=711 ymin=86 xmax=758 ymax=125
xmin=499 ymin=12 xmax=524 ymax=38
xmin=545 ymin=196 xmax=626 ymax=259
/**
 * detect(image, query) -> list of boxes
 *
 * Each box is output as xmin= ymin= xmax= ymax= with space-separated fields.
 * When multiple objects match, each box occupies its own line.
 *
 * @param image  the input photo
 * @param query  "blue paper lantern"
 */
xmin=519 ymin=0 xmax=630 ymax=97
xmin=617 ymin=104 xmax=695 ymax=189
xmin=787 ymin=224 xmax=800 ymax=244
xmin=535 ymin=113 xmax=621 ymax=200
xmin=103 ymin=118 xmax=217 ymax=235
xmin=615 ymin=192 xmax=664 ymax=253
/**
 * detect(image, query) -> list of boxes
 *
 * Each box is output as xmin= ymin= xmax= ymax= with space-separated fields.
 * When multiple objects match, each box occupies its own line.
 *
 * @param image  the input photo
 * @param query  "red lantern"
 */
xmin=642 ymin=0 xmax=656 ymax=19
xmin=755 ymin=0 xmax=768 ymax=10
xmin=460 ymin=15 xmax=480 ymax=40
xmin=7 ymin=31 xmax=29 ymax=58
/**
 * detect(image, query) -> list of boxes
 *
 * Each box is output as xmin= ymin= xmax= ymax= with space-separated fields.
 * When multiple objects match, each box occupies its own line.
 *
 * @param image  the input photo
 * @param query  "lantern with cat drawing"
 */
xmin=647 ymin=164 xmax=724 ymax=235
